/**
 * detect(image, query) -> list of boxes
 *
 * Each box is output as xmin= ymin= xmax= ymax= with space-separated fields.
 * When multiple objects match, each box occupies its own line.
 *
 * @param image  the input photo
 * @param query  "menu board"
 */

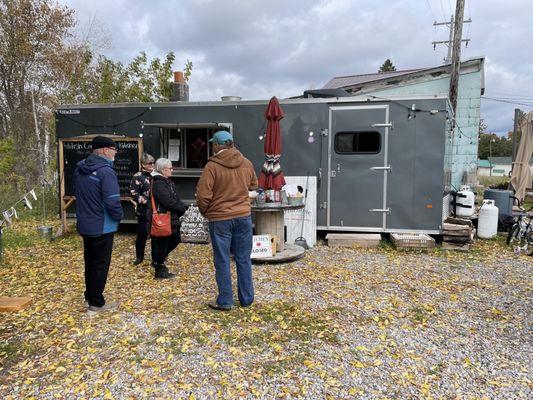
xmin=60 ymin=137 xmax=142 ymax=198
xmin=180 ymin=205 xmax=210 ymax=243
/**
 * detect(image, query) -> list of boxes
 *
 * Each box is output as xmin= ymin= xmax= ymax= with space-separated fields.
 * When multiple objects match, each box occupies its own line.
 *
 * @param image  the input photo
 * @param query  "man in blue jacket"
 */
xmin=75 ymin=136 xmax=123 ymax=313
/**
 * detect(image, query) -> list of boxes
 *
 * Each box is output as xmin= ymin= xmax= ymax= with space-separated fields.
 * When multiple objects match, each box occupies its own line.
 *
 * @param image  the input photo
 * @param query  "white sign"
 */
xmin=180 ymin=205 xmax=209 ymax=243
xmin=168 ymin=139 xmax=180 ymax=161
xmin=284 ymin=176 xmax=317 ymax=247
xmin=251 ymin=235 xmax=273 ymax=258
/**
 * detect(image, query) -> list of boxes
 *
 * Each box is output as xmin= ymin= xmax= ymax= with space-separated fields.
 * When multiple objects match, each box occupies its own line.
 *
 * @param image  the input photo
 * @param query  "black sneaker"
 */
xmin=208 ymin=301 xmax=233 ymax=311
xmin=154 ymin=271 xmax=176 ymax=279
xmin=132 ymin=258 xmax=143 ymax=266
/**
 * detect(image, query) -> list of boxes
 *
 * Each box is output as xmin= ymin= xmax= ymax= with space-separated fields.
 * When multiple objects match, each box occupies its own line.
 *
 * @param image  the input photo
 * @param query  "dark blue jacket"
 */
xmin=74 ymin=154 xmax=124 ymax=236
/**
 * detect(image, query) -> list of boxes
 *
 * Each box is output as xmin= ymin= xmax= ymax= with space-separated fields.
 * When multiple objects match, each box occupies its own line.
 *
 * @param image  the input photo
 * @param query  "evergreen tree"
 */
xmin=379 ymin=59 xmax=397 ymax=72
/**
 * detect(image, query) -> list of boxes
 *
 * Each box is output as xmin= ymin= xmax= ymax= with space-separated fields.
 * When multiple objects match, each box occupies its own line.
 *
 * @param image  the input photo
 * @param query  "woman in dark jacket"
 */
xmin=149 ymin=158 xmax=187 ymax=279
xmin=129 ymin=153 xmax=155 ymax=266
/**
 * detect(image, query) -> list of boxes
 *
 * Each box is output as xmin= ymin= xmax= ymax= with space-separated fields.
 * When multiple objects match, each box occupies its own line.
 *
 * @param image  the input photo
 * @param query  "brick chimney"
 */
xmin=170 ymin=71 xmax=189 ymax=101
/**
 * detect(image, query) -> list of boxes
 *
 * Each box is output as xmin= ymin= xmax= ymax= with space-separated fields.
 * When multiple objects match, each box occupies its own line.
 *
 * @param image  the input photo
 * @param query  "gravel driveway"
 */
xmin=1 ymin=222 xmax=531 ymax=399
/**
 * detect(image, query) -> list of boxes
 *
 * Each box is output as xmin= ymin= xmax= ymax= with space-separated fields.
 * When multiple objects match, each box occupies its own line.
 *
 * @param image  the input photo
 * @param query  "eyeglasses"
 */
xmin=106 ymin=147 xmax=117 ymax=152
xmin=146 ymin=162 xmax=155 ymax=165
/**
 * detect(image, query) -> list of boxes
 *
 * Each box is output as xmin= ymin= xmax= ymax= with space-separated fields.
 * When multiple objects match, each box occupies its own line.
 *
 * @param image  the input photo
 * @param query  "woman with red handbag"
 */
xmin=148 ymin=158 xmax=188 ymax=279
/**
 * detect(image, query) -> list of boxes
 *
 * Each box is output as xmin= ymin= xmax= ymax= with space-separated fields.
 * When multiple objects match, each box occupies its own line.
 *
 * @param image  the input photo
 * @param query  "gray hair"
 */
xmin=141 ymin=153 xmax=155 ymax=165
xmin=154 ymin=158 xmax=172 ymax=173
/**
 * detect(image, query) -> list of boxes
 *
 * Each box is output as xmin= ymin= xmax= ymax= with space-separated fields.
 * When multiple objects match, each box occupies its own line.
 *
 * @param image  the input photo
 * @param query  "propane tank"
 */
xmin=455 ymin=185 xmax=475 ymax=217
xmin=477 ymin=199 xmax=499 ymax=239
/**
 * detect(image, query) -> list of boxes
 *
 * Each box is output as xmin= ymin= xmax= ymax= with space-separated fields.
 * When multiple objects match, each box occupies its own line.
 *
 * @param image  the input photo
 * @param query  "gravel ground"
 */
xmin=0 ymin=223 xmax=531 ymax=399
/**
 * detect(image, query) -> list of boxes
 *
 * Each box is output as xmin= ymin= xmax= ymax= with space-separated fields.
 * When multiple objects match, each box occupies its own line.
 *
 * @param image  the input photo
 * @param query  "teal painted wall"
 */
xmin=365 ymin=70 xmax=482 ymax=189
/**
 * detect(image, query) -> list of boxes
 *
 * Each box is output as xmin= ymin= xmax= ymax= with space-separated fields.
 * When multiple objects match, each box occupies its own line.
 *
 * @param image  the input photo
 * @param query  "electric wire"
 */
xmin=484 ymin=92 xmax=533 ymax=100
xmin=425 ymin=0 xmax=436 ymax=20
xmin=57 ymin=108 xmax=150 ymax=130
xmin=439 ymin=0 xmax=447 ymax=19
xmin=482 ymin=97 xmax=533 ymax=107
xmin=448 ymin=0 xmax=454 ymax=16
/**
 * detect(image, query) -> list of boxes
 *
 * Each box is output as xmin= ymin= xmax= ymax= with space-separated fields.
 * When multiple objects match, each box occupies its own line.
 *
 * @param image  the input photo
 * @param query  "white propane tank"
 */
xmin=477 ymin=200 xmax=499 ymax=239
xmin=455 ymin=185 xmax=475 ymax=217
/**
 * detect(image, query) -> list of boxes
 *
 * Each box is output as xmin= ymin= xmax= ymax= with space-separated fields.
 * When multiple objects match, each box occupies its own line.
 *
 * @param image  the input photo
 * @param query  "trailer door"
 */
xmin=328 ymin=105 xmax=390 ymax=230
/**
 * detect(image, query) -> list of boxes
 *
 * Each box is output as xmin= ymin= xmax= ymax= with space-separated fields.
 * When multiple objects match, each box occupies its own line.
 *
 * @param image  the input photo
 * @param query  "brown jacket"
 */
xmin=196 ymin=147 xmax=258 ymax=221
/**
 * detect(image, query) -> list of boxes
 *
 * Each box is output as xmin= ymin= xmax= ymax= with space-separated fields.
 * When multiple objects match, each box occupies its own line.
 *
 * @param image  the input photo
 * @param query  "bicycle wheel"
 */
xmin=526 ymin=231 xmax=533 ymax=256
xmin=506 ymin=223 xmax=520 ymax=245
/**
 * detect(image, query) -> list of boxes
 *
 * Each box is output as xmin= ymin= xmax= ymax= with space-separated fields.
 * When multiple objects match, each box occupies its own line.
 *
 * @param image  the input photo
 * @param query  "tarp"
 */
xmin=510 ymin=111 xmax=533 ymax=202
xmin=258 ymin=97 xmax=286 ymax=190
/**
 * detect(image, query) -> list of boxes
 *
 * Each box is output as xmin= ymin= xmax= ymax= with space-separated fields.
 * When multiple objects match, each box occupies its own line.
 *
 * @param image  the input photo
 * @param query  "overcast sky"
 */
xmin=60 ymin=0 xmax=532 ymax=135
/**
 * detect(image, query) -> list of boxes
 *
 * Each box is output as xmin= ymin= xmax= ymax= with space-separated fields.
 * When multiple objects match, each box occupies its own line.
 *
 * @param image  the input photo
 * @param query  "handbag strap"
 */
xmin=150 ymin=182 xmax=158 ymax=213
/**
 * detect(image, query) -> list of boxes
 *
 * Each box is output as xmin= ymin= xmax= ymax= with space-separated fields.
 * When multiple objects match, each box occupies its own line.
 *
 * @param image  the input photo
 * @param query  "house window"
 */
xmin=334 ymin=131 xmax=381 ymax=154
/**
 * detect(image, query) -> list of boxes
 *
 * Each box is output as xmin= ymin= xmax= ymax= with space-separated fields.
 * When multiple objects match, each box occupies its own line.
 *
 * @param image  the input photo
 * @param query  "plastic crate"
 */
xmin=390 ymin=233 xmax=435 ymax=251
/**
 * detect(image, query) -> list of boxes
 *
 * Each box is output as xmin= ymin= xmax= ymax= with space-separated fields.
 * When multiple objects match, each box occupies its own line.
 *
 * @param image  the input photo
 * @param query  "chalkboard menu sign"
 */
xmin=59 ymin=136 xmax=142 ymax=198
xmin=180 ymin=205 xmax=210 ymax=243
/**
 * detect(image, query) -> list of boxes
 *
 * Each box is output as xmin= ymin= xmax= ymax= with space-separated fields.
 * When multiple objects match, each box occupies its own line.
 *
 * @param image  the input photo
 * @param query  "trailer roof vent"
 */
xmin=221 ymin=96 xmax=242 ymax=101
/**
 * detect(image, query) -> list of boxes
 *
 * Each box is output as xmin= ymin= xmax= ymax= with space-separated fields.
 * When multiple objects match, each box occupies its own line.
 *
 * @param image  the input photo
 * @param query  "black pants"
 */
xmin=83 ymin=233 xmax=114 ymax=307
xmin=135 ymin=212 xmax=149 ymax=260
xmin=151 ymin=230 xmax=181 ymax=265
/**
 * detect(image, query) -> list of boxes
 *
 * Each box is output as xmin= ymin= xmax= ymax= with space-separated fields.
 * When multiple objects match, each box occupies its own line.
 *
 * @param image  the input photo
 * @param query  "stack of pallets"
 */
xmin=442 ymin=217 xmax=475 ymax=251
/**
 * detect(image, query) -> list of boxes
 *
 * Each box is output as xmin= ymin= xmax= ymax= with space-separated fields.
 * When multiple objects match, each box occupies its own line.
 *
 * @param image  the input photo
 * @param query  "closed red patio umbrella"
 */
xmin=258 ymin=96 xmax=286 ymax=191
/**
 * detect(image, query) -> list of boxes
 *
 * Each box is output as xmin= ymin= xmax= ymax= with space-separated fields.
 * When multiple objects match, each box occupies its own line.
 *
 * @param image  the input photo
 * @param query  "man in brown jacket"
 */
xmin=196 ymin=130 xmax=258 ymax=311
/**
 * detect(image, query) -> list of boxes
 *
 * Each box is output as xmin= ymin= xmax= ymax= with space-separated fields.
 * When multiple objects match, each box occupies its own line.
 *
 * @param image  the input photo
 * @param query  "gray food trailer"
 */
xmin=55 ymin=95 xmax=455 ymax=234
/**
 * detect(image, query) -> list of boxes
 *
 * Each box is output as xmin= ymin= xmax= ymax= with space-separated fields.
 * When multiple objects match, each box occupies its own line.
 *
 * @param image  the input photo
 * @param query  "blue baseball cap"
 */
xmin=210 ymin=130 xmax=233 ymax=144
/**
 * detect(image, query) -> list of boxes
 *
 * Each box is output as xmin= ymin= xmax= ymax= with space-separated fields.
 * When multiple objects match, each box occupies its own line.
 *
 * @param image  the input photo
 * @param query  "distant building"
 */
xmin=477 ymin=159 xmax=494 ymax=176
xmin=478 ymin=156 xmax=533 ymax=177
xmin=322 ymin=57 xmax=485 ymax=189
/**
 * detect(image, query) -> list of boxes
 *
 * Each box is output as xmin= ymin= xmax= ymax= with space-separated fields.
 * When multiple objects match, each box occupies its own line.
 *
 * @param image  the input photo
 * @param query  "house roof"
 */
xmin=481 ymin=157 xmax=533 ymax=166
xmin=322 ymin=57 xmax=485 ymax=95
xmin=489 ymin=157 xmax=512 ymax=164
xmin=478 ymin=159 xmax=493 ymax=168
xmin=323 ymin=69 xmax=423 ymax=89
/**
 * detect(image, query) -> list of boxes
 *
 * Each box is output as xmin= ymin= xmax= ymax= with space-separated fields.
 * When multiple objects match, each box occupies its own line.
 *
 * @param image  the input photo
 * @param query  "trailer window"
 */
xmin=161 ymin=125 xmax=232 ymax=169
xmin=334 ymin=131 xmax=381 ymax=154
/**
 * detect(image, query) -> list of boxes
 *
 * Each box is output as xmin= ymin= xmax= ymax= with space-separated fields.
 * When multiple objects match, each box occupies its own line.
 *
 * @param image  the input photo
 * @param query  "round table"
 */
xmin=252 ymin=202 xmax=306 ymax=262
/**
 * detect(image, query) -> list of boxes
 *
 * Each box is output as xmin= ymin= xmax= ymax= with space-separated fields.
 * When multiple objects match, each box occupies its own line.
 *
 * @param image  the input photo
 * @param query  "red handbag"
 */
xmin=150 ymin=187 xmax=172 ymax=237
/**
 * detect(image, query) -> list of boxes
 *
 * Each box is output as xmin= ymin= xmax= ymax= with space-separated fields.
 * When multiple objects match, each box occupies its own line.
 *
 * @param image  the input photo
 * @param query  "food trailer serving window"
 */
xmin=158 ymin=123 xmax=232 ymax=169
xmin=334 ymin=131 xmax=381 ymax=154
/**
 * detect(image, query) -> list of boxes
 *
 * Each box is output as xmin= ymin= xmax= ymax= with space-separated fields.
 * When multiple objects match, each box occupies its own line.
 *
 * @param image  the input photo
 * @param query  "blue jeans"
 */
xmin=209 ymin=215 xmax=254 ymax=307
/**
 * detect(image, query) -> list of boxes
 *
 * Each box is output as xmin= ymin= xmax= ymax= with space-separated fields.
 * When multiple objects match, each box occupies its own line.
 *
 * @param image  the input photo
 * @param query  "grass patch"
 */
xmin=478 ymin=176 xmax=510 ymax=189
xmin=0 ymin=341 xmax=38 ymax=369
xmin=1 ymin=225 xmax=43 ymax=250
xmin=205 ymin=300 xmax=340 ymax=349
xmin=408 ymin=303 xmax=438 ymax=325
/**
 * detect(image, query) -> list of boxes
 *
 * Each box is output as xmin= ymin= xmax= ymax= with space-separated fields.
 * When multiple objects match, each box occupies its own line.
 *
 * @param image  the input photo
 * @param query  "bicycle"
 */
xmin=506 ymin=200 xmax=533 ymax=256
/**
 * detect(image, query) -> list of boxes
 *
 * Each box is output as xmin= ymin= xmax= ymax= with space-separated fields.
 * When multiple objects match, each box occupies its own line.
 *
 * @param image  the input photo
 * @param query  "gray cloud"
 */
xmin=62 ymin=0 xmax=533 ymax=134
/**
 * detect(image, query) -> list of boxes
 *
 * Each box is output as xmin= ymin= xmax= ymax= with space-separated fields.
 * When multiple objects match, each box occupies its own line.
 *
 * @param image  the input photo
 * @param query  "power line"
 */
xmin=482 ymin=97 xmax=533 ymax=107
xmin=425 ymin=0 xmax=436 ymax=20
xmin=439 ymin=0 xmax=447 ymax=20
xmin=484 ymin=92 xmax=533 ymax=100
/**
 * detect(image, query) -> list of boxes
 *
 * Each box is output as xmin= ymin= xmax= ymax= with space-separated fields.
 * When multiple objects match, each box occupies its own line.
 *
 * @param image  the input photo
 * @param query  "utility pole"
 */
xmin=433 ymin=16 xmax=455 ymax=64
xmin=448 ymin=0 xmax=466 ymax=123
xmin=432 ymin=16 xmax=471 ymax=65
